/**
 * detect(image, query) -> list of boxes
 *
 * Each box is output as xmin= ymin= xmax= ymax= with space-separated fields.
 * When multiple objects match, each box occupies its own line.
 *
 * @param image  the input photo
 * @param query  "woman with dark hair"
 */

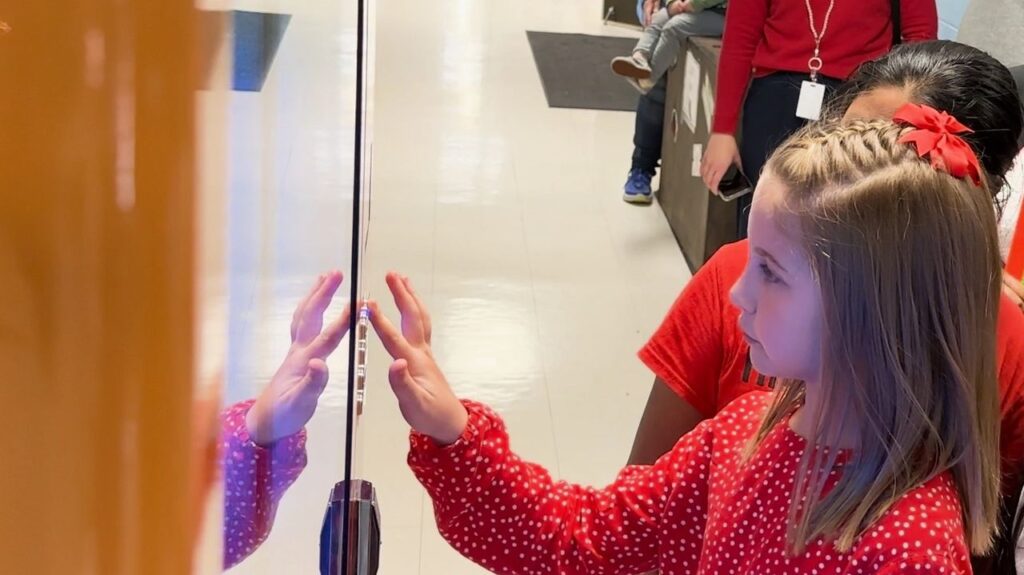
xmin=1016 ymin=497 xmax=1024 ymax=573
xmin=831 ymin=40 xmax=1023 ymax=195
xmin=827 ymin=41 xmax=1024 ymax=308
xmin=628 ymin=40 xmax=1024 ymax=573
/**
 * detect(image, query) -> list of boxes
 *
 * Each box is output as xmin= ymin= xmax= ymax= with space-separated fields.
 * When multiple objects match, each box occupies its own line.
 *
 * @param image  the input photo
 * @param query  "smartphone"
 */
xmin=717 ymin=164 xmax=752 ymax=202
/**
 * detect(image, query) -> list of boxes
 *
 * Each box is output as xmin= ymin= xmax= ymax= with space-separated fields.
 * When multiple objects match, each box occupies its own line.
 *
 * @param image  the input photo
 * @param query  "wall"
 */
xmin=937 ymin=0 xmax=969 ymax=38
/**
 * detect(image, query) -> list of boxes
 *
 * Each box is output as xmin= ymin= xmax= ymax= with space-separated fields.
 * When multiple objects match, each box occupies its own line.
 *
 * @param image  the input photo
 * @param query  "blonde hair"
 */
xmin=753 ymin=119 xmax=1002 ymax=555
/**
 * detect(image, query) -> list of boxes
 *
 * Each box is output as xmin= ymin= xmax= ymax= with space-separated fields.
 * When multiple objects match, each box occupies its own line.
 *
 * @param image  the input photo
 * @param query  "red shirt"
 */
xmin=220 ymin=400 xmax=307 ymax=569
xmin=712 ymin=0 xmax=938 ymax=134
xmin=640 ymin=239 xmax=1024 ymax=498
xmin=410 ymin=394 xmax=971 ymax=574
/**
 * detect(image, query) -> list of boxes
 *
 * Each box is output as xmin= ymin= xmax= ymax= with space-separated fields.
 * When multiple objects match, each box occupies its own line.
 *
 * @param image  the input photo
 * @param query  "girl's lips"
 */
xmin=738 ymin=318 xmax=760 ymax=345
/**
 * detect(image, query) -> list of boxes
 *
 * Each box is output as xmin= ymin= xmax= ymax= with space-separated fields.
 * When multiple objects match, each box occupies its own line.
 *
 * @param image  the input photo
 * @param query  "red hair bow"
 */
xmin=892 ymin=103 xmax=983 ymax=186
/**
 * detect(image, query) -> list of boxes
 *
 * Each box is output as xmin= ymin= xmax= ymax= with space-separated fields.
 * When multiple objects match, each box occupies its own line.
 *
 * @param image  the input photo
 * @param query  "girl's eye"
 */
xmin=759 ymin=262 xmax=782 ymax=284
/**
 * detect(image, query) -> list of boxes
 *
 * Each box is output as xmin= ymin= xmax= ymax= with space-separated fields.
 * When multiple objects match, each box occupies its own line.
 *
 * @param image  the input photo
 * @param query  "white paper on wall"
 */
xmin=701 ymin=72 xmax=715 ymax=130
xmin=681 ymin=50 xmax=700 ymax=133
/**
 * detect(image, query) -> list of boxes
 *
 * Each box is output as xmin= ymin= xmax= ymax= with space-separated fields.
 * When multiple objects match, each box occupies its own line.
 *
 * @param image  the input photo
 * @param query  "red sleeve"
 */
xmin=875 ymin=553 xmax=964 ymax=574
xmin=711 ymin=0 xmax=769 ymax=134
xmin=408 ymin=400 xmax=714 ymax=575
xmin=997 ymin=295 xmax=1024 ymax=497
xmin=221 ymin=400 xmax=308 ymax=570
xmin=898 ymin=0 xmax=938 ymax=42
xmin=638 ymin=255 xmax=728 ymax=418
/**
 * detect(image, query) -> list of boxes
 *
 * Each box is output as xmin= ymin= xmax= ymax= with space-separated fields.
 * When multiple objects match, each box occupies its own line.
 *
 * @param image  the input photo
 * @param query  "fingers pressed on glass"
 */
xmin=310 ymin=305 xmax=352 ymax=358
xmin=367 ymin=300 xmax=414 ymax=359
xmin=292 ymin=274 xmax=327 ymax=337
xmin=309 ymin=271 xmax=344 ymax=318
xmin=403 ymin=277 xmax=433 ymax=342
xmin=386 ymin=272 xmax=426 ymax=344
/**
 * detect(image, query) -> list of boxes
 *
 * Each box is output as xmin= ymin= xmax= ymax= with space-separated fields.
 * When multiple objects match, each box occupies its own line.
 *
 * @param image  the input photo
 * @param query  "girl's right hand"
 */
xmin=368 ymin=272 xmax=468 ymax=445
xmin=700 ymin=133 xmax=742 ymax=194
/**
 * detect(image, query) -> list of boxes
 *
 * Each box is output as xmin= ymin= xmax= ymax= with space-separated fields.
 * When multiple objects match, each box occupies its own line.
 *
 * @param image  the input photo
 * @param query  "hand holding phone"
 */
xmin=716 ymin=164 xmax=752 ymax=202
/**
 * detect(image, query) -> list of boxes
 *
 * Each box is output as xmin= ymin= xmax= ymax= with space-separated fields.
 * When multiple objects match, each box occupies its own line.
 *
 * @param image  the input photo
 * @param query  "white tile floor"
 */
xmin=219 ymin=0 xmax=690 ymax=572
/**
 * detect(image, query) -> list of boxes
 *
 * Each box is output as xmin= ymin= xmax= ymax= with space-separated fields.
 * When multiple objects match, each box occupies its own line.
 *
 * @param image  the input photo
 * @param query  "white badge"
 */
xmin=796 ymin=80 xmax=826 ymax=121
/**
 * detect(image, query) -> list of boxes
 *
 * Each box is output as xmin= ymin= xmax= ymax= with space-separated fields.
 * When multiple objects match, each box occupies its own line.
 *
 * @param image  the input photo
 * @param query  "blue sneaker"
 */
xmin=623 ymin=169 xmax=653 ymax=204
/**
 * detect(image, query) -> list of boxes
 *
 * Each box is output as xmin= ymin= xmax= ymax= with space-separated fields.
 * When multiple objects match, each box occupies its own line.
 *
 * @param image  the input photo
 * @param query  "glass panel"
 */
xmin=212 ymin=0 xmax=365 ymax=572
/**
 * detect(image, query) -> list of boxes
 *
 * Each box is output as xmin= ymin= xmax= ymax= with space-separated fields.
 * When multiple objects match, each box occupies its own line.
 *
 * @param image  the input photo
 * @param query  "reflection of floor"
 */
xmin=221 ymin=0 xmax=689 ymax=572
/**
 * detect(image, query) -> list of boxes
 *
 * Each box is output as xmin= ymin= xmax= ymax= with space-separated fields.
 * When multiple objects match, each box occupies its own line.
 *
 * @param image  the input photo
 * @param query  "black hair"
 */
xmin=830 ymin=40 xmax=1024 ymax=196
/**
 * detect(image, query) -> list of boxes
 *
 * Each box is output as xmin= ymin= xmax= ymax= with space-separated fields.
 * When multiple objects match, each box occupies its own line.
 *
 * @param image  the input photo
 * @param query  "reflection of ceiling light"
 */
xmin=0 ymin=20 xmax=10 ymax=33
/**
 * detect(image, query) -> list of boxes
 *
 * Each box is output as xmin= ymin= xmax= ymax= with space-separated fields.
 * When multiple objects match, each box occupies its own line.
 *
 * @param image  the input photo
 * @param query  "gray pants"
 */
xmin=635 ymin=7 xmax=725 ymax=81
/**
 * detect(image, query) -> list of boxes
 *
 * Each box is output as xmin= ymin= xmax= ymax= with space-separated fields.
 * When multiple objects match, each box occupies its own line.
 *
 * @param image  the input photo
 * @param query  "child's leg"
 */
xmin=648 ymin=10 xmax=725 ymax=81
xmin=614 ymin=10 xmax=671 ymax=80
xmin=634 ymin=7 xmax=672 ymax=59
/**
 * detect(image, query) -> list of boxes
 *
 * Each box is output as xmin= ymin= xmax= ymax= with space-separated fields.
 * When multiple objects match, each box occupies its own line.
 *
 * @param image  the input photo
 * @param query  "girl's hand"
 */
xmin=700 ymin=133 xmax=742 ymax=194
xmin=369 ymin=272 xmax=468 ymax=445
xmin=1003 ymin=269 xmax=1024 ymax=311
xmin=246 ymin=271 xmax=351 ymax=446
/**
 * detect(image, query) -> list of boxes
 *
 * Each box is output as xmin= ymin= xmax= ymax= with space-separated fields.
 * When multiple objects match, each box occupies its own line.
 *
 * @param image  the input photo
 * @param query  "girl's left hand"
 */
xmin=369 ymin=273 xmax=468 ymax=445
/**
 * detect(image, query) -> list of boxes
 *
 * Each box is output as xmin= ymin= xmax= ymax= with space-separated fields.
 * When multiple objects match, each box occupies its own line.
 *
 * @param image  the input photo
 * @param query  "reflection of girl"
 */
xmin=370 ymin=109 xmax=1001 ymax=571
xmin=221 ymin=272 xmax=350 ymax=569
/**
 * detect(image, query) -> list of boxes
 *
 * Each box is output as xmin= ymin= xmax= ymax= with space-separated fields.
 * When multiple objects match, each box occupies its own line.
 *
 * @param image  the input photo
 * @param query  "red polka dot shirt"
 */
xmin=409 ymin=393 xmax=973 ymax=574
xmin=221 ymin=400 xmax=308 ymax=569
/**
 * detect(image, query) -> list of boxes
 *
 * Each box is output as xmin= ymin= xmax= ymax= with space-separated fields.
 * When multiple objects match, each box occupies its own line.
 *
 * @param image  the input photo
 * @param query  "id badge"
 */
xmin=796 ymin=80 xmax=826 ymax=121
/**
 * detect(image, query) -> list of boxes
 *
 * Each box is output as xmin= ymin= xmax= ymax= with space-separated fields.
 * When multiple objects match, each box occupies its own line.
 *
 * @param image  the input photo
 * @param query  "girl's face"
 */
xmin=730 ymin=174 xmax=823 ymax=383
xmin=843 ymin=86 xmax=911 ymax=122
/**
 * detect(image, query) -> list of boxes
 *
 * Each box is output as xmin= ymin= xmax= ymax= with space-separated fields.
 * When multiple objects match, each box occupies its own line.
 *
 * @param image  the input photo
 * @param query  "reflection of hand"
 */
xmin=1003 ymin=270 xmax=1024 ymax=312
xmin=700 ymin=133 xmax=742 ymax=194
xmin=246 ymin=271 xmax=351 ymax=446
xmin=369 ymin=272 xmax=467 ymax=445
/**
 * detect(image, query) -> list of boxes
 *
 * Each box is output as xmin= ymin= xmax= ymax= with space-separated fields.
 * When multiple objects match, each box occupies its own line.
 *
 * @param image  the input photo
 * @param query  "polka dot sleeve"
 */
xmin=408 ymin=400 xmax=715 ymax=574
xmin=220 ymin=399 xmax=308 ymax=570
xmin=873 ymin=553 xmax=962 ymax=574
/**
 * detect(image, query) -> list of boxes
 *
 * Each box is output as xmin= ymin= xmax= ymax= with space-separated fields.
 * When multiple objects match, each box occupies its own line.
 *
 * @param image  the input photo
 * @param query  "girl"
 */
xmin=630 ymin=40 xmax=1024 ymax=573
xmin=699 ymin=0 xmax=937 ymax=237
xmin=370 ymin=108 xmax=1001 ymax=573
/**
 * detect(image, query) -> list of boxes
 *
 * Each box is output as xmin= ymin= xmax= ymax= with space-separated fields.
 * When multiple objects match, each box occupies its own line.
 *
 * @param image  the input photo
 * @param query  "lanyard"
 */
xmin=804 ymin=0 xmax=836 ymax=81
